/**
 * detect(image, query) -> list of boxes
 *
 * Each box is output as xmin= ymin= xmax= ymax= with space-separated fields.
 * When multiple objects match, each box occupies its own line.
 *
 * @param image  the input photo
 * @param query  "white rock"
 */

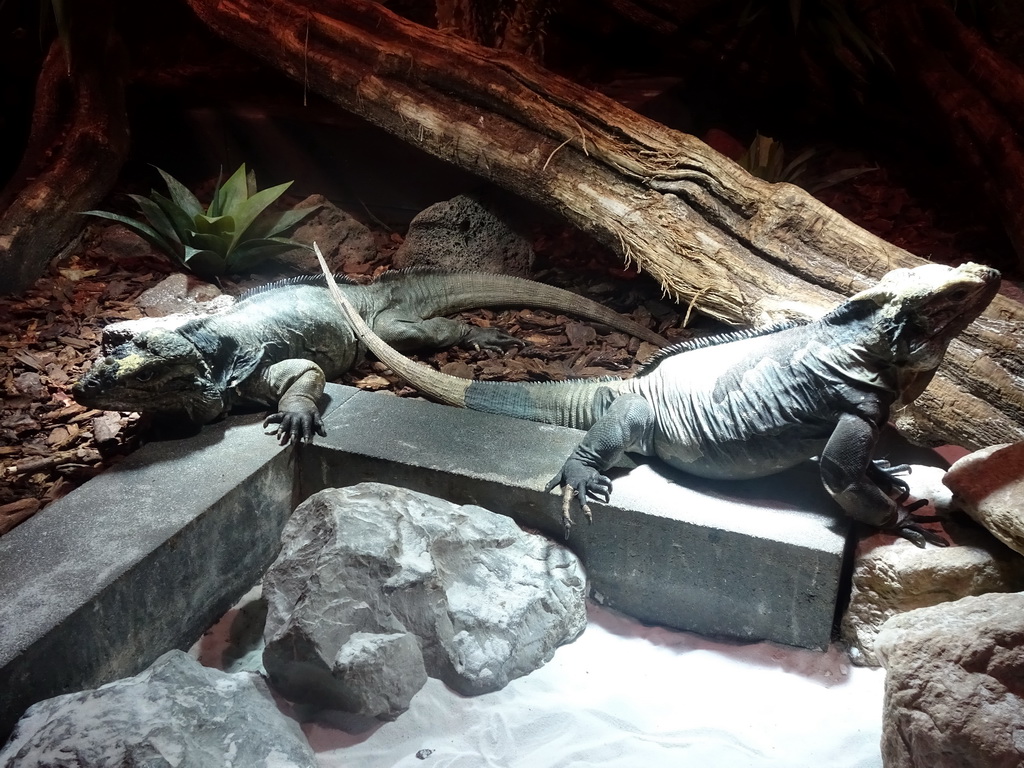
xmin=262 ymin=483 xmax=587 ymax=721
xmin=0 ymin=650 xmax=315 ymax=767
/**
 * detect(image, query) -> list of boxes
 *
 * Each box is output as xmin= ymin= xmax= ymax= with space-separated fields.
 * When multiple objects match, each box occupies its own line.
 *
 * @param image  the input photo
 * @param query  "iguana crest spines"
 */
xmin=236 ymin=273 xmax=357 ymax=301
xmin=636 ymin=320 xmax=806 ymax=375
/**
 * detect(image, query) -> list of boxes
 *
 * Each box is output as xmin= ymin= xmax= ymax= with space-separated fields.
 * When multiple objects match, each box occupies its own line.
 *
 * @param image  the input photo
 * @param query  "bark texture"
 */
xmin=0 ymin=7 xmax=130 ymax=296
xmin=183 ymin=0 xmax=1024 ymax=450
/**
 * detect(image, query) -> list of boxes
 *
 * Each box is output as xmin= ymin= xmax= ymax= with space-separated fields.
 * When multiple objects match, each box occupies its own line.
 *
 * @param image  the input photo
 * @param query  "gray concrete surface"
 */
xmin=0 ymin=383 xmax=851 ymax=742
xmin=305 ymin=388 xmax=851 ymax=650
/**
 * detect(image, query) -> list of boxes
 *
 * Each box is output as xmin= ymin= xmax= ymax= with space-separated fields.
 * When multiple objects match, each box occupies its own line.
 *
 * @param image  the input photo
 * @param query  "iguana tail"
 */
xmin=315 ymin=245 xmax=618 ymax=430
xmin=381 ymin=267 xmax=667 ymax=347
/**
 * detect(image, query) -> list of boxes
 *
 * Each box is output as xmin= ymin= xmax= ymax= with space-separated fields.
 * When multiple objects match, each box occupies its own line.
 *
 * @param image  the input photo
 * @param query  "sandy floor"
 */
xmin=195 ymin=594 xmax=884 ymax=768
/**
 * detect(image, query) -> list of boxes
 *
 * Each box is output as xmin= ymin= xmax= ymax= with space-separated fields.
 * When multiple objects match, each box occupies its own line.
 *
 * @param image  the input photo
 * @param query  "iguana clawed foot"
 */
xmin=886 ymin=498 xmax=948 ymax=548
xmin=264 ymin=410 xmax=326 ymax=445
xmin=546 ymin=461 xmax=611 ymax=539
xmin=460 ymin=327 xmax=527 ymax=353
xmin=869 ymin=459 xmax=913 ymax=501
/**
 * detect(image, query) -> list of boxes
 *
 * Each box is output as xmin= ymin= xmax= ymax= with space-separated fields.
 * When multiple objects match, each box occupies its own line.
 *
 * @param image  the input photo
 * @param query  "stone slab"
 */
xmin=304 ymin=387 xmax=851 ymax=651
xmin=0 ymin=383 xmax=357 ymax=743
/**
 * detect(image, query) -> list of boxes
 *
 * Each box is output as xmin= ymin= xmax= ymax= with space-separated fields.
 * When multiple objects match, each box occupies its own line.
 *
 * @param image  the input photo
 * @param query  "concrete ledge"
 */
xmin=305 ymin=388 xmax=851 ymax=650
xmin=0 ymin=411 xmax=298 ymax=740
xmin=0 ymin=383 xmax=850 ymax=741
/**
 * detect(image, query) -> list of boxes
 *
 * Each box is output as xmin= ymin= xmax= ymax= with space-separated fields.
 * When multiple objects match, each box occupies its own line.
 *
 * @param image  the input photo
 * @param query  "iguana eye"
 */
xmin=135 ymin=370 xmax=154 ymax=382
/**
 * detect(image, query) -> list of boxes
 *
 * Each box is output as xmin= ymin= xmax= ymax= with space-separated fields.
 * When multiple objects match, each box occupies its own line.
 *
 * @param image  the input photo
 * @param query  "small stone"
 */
xmin=0 ymin=650 xmax=316 ymax=767
xmin=944 ymin=443 xmax=1024 ymax=556
xmin=393 ymin=193 xmax=534 ymax=276
xmin=875 ymin=592 xmax=1024 ymax=768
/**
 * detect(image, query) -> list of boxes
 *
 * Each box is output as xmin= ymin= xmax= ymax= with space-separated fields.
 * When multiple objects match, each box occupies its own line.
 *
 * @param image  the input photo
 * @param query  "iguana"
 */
xmin=72 ymin=269 xmax=666 ymax=444
xmin=316 ymin=247 xmax=1000 ymax=546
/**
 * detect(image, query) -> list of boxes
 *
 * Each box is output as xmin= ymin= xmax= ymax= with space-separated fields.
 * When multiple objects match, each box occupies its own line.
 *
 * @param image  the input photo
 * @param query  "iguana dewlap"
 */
xmin=72 ymin=269 xmax=666 ymax=444
xmin=319 ymin=255 xmax=1000 ymax=546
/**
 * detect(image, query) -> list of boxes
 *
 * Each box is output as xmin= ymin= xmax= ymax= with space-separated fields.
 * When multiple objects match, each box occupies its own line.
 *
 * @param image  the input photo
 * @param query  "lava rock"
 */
xmin=393 ymin=193 xmax=534 ymax=275
xmin=0 ymin=650 xmax=315 ymax=768
xmin=944 ymin=443 xmax=1024 ymax=556
xmin=875 ymin=592 xmax=1024 ymax=768
xmin=262 ymin=483 xmax=587 ymax=721
xmin=841 ymin=518 xmax=1024 ymax=666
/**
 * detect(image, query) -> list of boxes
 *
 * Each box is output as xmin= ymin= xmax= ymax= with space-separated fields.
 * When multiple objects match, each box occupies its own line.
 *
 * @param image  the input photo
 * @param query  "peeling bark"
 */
xmin=182 ymin=0 xmax=1024 ymax=450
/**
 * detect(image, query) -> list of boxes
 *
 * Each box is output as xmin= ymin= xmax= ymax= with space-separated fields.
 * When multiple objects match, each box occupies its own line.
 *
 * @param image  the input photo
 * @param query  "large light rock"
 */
xmin=0 ymin=650 xmax=315 ymax=768
xmin=263 ymin=483 xmax=587 ymax=720
xmin=393 ymin=193 xmax=534 ymax=275
xmin=944 ymin=443 xmax=1024 ymax=556
xmin=875 ymin=592 xmax=1024 ymax=768
xmin=842 ymin=518 xmax=1024 ymax=666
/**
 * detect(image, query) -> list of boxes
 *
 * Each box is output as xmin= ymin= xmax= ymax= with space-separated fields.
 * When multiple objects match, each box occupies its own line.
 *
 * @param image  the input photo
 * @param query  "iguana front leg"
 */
xmin=257 ymin=360 xmax=328 ymax=445
xmin=820 ymin=413 xmax=946 ymax=547
xmin=544 ymin=392 xmax=655 ymax=538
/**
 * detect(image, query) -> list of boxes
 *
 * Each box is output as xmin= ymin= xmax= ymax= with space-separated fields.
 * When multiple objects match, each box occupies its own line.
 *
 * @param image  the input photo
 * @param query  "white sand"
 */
xmin=299 ymin=602 xmax=884 ymax=768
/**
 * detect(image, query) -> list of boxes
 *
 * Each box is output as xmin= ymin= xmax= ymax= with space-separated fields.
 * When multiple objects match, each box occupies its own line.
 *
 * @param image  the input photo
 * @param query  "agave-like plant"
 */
xmin=83 ymin=164 xmax=320 ymax=276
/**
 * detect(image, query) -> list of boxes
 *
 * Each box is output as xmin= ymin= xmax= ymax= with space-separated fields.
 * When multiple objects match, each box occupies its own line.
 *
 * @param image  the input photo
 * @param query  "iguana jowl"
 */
xmin=72 ymin=269 xmax=666 ymax=444
xmin=317 ymin=250 xmax=999 ymax=545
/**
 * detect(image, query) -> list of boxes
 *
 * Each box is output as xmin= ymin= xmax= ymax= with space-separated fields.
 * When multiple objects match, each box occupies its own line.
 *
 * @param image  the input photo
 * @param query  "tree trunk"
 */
xmin=184 ymin=0 xmax=1024 ymax=450
xmin=0 ymin=5 xmax=130 ymax=296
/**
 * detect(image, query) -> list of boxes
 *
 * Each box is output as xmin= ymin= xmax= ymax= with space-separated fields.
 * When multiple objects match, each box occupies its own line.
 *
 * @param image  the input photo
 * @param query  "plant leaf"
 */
xmin=215 ymin=164 xmax=251 ymax=217
xmin=153 ymin=166 xmax=202 ymax=218
xmin=181 ymin=246 xmax=227 ymax=277
xmin=228 ymin=181 xmax=294 ymax=248
xmin=79 ymin=210 xmax=183 ymax=266
xmin=150 ymin=191 xmax=196 ymax=243
xmin=226 ymin=237 xmax=307 ymax=271
xmin=192 ymin=214 xmax=235 ymax=239
xmin=127 ymin=194 xmax=180 ymax=247
xmin=258 ymin=203 xmax=321 ymax=238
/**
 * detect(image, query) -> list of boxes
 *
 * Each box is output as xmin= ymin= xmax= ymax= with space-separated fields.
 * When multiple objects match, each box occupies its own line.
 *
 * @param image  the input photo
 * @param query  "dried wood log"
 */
xmin=185 ymin=0 xmax=1024 ymax=450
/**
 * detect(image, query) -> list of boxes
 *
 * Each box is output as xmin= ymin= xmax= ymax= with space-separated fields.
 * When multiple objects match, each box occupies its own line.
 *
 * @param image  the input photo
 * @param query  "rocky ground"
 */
xmin=0 ymin=159 xmax=1017 ymax=537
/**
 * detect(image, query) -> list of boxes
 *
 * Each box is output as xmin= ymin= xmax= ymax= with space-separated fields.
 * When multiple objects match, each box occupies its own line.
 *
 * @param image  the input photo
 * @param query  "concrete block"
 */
xmin=305 ymin=387 xmax=851 ymax=651
xmin=0 ymin=413 xmax=295 ymax=742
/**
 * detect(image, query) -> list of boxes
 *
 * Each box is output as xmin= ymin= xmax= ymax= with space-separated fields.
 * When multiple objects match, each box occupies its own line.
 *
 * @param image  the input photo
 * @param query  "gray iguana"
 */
xmin=72 ymin=269 xmax=666 ymax=444
xmin=316 ymin=248 xmax=999 ymax=546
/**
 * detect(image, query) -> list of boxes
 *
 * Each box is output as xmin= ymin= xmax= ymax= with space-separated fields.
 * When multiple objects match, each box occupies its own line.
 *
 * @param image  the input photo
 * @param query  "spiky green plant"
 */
xmin=82 ymin=164 xmax=320 ymax=277
xmin=739 ymin=133 xmax=876 ymax=193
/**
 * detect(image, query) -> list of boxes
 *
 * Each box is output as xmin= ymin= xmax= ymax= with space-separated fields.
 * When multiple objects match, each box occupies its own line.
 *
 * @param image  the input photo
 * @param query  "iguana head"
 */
xmin=844 ymin=262 xmax=1000 ymax=403
xmin=72 ymin=327 xmax=227 ymax=424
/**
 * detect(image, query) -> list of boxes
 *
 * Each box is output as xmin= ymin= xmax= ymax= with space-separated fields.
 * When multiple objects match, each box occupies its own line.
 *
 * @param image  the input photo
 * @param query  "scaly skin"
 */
xmin=72 ymin=269 xmax=667 ymax=444
xmin=319 ymin=250 xmax=999 ymax=546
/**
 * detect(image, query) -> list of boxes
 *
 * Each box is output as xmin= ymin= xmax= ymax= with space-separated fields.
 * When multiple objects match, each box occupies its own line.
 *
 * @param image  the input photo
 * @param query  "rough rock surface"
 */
xmin=274 ymin=194 xmax=376 ymax=273
xmin=262 ymin=482 xmax=587 ymax=720
xmin=393 ymin=193 xmax=534 ymax=275
xmin=841 ymin=518 xmax=1024 ymax=666
xmin=136 ymin=273 xmax=231 ymax=317
xmin=0 ymin=650 xmax=315 ymax=768
xmin=944 ymin=443 xmax=1024 ymax=556
xmin=875 ymin=592 xmax=1024 ymax=768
